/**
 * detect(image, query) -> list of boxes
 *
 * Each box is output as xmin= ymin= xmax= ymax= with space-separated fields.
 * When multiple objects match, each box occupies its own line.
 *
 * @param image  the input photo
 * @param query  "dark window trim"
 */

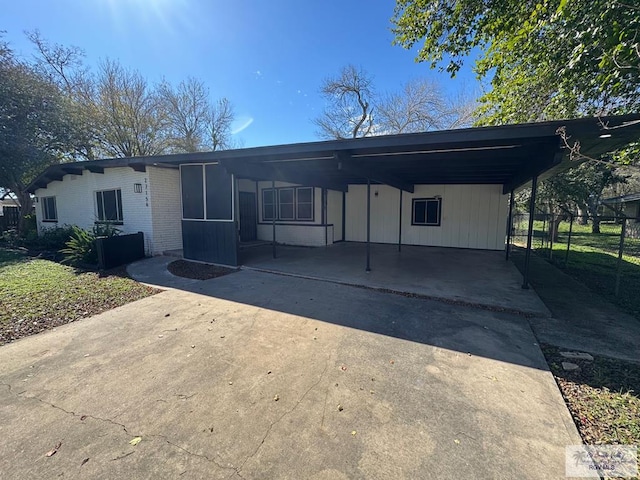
xmin=261 ymin=186 xmax=315 ymax=222
xmin=411 ymin=197 xmax=442 ymax=227
xmin=95 ymin=188 xmax=124 ymax=223
xmin=41 ymin=196 xmax=58 ymax=222
xmin=179 ymin=163 xmax=235 ymax=222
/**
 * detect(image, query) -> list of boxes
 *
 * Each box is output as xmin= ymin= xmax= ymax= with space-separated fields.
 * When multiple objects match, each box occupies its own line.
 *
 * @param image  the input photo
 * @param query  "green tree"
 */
xmin=392 ymin=0 xmax=640 ymax=121
xmin=0 ymin=39 xmax=78 ymax=232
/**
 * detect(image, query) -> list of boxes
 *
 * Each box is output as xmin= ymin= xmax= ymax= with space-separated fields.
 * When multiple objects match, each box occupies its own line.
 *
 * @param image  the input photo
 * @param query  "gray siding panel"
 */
xmin=182 ymin=220 xmax=238 ymax=266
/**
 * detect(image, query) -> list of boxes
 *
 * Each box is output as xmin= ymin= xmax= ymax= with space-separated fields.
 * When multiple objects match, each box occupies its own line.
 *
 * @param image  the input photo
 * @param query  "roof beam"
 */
xmin=46 ymin=173 xmax=64 ymax=182
xmin=221 ymin=160 xmax=348 ymax=192
xmin=335 ymin=152 xmax=414 ymax=193
xmin=502 ymin=150 xmax=563 ymax=194
xmin=86 ymin=166 xmax=104 ymax=174
xmin=61 ymin=166 xmax=84 ymax=176
xmin=129 ymin=162 xmax=146 ymax=172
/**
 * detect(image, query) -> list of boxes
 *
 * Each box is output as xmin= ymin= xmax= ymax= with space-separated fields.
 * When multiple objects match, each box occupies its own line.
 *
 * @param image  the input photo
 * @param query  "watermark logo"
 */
xmin=566 ymin=445 xmax=638 ymax=478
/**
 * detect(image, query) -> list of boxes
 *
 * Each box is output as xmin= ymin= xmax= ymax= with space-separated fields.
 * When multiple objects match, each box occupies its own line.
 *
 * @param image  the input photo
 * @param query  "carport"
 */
xmin=170 ymin=115 xmax=640 ymax=288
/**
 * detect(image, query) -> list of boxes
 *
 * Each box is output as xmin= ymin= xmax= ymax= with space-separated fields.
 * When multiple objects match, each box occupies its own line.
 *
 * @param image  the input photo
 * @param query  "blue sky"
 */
xmin=3 ymin=0 xmax=480 ymax=147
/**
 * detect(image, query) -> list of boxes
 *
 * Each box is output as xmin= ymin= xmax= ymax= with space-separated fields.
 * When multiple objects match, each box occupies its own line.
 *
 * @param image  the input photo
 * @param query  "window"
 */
xmin=296 ymin=187 xmax=313 ymax=220
xmin=262 ymin=187 xmax=314 ymax=221
xmin=278 ymin=188 xmax=295 ymax=220
xmin=263 ymin=189 xmax=276 ymax=220
xmin=96 ymin=189 xmax=123 ymax=223
xmin=42 ymin=196 xmax=57 ymax=222
xmin=412 ymin=198 xmax=441 ymax=226
xmin=181 ymin=165 xmax=204 ymax=219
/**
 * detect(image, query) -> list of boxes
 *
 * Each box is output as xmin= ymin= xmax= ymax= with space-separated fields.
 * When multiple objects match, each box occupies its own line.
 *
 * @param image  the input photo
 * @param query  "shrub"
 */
xmin=60 ymin=226 xmax=98 ymax=267
xmin=36 ymin=225 xmax=77 ymax=250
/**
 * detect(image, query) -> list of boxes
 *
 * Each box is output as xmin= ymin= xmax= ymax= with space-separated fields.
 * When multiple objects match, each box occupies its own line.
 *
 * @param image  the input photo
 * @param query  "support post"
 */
xmin=398 ymin=189 xmax=403 ymax=252
xmin=341 ymin=191 xmax=346 ymax=242
xmin=506 ymin=189 xmax=514 ymax=261
xmin=522 ymin=175 xmax=538 ymax=289
xmin=366 ymin=179 xmax=371 ymax=272
xmin=565 ymin=213 xmax=574 ymax=265
xmin=322 ymin=188 xmax=327 ymax=246
xmin=272 ymin=179 xmax=276 ymax=259
xmin=615 ymin=219 xmax=627 ymax=297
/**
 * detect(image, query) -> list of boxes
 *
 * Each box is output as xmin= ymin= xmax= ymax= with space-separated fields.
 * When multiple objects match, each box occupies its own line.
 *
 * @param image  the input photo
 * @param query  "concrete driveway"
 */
xmin=0 ymin=269 xmax=582 ymax=479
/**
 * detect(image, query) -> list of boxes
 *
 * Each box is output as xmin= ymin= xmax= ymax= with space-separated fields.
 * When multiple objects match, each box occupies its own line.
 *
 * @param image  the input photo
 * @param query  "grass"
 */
xmin=542 ymin=345 xmax=640 ymax=446
xmin=513 ymin=220 xmax=640 ymax=320
xmin=0 ymin=248 xmax=159 ymax=345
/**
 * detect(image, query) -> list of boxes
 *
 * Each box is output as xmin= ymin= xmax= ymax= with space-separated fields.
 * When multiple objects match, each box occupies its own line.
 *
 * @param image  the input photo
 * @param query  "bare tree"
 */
xmin=159 ymin=77 xmax=210 ymax=153
xmin=314 ymin=65 xmax=375 ymax=139
xmin=209 ymin=97 xmax=236 ymax=151
xmin=94 ymin=60 xmax=169 ymax=158
xmin=377 ymin=79 xmax=451 ymax=133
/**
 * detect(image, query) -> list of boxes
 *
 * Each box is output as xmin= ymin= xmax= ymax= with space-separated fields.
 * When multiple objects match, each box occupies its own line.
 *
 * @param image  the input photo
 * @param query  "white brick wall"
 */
xmin=149 ymin=167 xmax=183 ymax=253
xmin=34 ymin=167 xmax=155 ymax=254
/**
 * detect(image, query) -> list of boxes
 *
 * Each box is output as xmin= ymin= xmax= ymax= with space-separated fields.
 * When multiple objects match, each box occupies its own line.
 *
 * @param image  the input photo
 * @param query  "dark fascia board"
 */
xmin=154 ymin=114 xmax=640 ymax=165
xmin=27 ymin=157 xmax=176 ymax=193
xmin=27 ymin=115 xmax=640 ymax=193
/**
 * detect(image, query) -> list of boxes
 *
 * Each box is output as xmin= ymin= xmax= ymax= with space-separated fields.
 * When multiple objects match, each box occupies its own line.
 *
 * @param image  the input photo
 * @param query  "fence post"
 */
xmin=614 ymin=219 xmax=627 ymax=297
xmin=548 ymin=213 xmax=554 ymax=260
xmin=565 ymin=214 xmax=574 ymax=266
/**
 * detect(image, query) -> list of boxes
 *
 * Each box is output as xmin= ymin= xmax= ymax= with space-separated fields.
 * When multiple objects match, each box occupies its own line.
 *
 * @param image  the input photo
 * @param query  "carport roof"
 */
xmin=27 ymin=115 xmax=640 ymax=194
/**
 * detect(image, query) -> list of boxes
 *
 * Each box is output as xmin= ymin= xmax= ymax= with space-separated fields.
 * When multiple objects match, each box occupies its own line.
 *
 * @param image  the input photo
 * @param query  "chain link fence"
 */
xmin=509 ymin=209 xmax=640 ymax=318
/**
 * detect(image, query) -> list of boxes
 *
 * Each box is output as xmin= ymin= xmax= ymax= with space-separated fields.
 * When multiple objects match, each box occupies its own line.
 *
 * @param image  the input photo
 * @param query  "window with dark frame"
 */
xmin=412 ymin=197 xmax=442 ymax=226
xmin=262 ymin=189 xmax=276 ymax=220
xmin=296 ymin=187 xmax=313 ymax=220
xmin=262 ymin=187 xmax=314 ymax=222
xmin=42 ymin=196 xmax=57 ymax=222
xmin=96 ymin=189 xmax=123 ymax=223
xmin=278 ymin=188 xmax=295 ymax=220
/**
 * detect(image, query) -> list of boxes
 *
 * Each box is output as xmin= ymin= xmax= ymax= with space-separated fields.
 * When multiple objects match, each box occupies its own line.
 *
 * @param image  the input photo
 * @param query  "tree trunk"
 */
xmin=591 ymin=216 xmax=601 ymax=234
xmin=16 ymin=191 xmax=33 ymax=235
xmin=577 ymin=204 xmax=589 ymax=225
xmin=552 ymin=215 xmax=563 ymax=242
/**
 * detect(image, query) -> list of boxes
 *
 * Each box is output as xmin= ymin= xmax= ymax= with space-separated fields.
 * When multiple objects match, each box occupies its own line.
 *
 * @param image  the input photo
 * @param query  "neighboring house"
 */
xmin=27 ymin=115 xmax=640 ymax=265
xmin=602 ymin=192 xmax=640 ymax=239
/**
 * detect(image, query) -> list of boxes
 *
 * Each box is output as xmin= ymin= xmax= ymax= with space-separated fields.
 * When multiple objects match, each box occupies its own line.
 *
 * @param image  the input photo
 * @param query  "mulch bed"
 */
xmin=541 ymin=345 xmax=640 ymax=445
xmin=167 ymin=259 xmax=238 ymax=280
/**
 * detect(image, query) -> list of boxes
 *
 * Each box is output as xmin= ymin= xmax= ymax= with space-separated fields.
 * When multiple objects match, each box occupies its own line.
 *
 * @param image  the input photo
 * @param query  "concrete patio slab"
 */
xmin=242 ymin=243 xmax=550 ymax=317
xmin=0 ymin=270 xmax=583 ymax=479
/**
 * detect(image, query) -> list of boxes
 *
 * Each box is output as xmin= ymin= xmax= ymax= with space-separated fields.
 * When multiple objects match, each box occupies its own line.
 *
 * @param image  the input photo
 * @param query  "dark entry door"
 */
xmin=239 ymin=192 xmax=257 ymax=242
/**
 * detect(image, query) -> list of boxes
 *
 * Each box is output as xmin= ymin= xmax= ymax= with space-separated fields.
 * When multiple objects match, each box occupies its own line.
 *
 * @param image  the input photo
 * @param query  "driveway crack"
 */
xmin=235 ymin=356 xmax=331 ymax=477
xmin=1 ymin=382 xmax=132 ymax=436
xmin=152 ymin=435 xmax=237 ymax=474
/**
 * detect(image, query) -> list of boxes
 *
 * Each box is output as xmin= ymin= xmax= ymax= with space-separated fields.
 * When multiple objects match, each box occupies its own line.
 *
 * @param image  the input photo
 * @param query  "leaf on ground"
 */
xmin=46 ymin=441 xmax=62 ymax=457
xmin=81 ymin=458 xmax=89 ymax=466
xmin=129 ymin=437 xmax=142 ymax=446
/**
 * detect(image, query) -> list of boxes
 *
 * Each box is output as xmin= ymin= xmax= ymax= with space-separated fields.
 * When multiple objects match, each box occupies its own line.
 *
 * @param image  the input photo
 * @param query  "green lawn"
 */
xmin=513 ymin=220 xmax=640 ymax=319
xmin=0 ymin=248 xmax=159 ymax=345
xmin=543 ymin=345 xmax=640 ymax=446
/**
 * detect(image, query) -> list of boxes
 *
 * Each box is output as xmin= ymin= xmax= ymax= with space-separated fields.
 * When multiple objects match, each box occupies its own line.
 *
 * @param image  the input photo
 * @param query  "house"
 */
xmin=602 ymin=192 xmax=640 ymax=239
xmin=27 ymin=115 xmax=640 ymax=283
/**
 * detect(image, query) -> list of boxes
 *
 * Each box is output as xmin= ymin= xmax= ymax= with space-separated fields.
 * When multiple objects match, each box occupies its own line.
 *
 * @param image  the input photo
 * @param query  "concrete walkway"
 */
xmin=512 ymin=251 xmax=640 ymax=364
xmin=1 ymin=269 xmax=584 ymax=479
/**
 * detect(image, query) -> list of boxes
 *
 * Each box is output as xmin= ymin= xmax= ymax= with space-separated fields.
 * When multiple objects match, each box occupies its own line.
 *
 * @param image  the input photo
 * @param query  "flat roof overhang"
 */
xmin=27 ymin=115 xmax=640 ymax=195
